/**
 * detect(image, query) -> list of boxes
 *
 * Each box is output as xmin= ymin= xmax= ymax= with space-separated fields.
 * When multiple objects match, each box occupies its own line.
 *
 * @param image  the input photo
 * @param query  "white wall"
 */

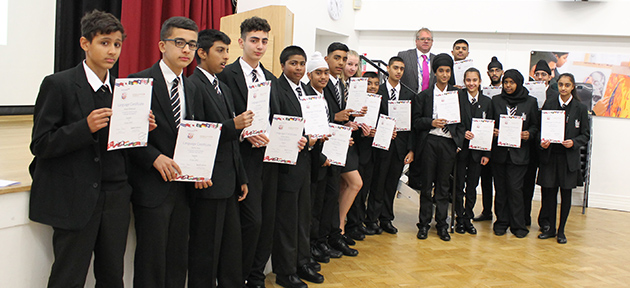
xmin=0 ymin=0 xmax=55 ymax=106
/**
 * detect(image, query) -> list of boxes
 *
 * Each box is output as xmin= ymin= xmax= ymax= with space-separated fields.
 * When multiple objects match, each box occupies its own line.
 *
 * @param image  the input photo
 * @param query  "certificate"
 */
xmin=372 ymin=114 xmax=396 ymax=150
xmin=454 ymin=59 xmax=474 ymax=86
xmin=469 ymin=118 xmax=495 ymax=151
xmin=242 ymin=80 xmax=272 ymax=138
xmin=299 ymin=95 xmax=330 ymax=138
xmin=322 ymin=124 xmax=352 ymax=166
xmin=497 ymin=115 xmax=523 ymax=148
xmin=482 ymin=86 xmax=502 ymax=98
xmin=107 ymin=78 xmax=152 ymax=151
xmin=541 ymin=110 xmax=565 ymax=143
xmin=354 ymin=93 xmax=382 ymax=129
xmin=346 ymin=78 xmax=368 ymax=114
xmin=388 ymin=100 xmax=411 ymax=131
xmin=435 ymin=91 xmax=461 ymax=124
xmin=523 ymin=81 xmax=546 ymax=108
xmin=264 ymin=115 xmax=305 ymax=165
xmin=173 ymin=121 xmax=222 ymax=182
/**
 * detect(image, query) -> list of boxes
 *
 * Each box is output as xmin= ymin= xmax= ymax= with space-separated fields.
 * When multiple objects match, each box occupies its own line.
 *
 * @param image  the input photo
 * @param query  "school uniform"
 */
xmin=341 ymin=79 xmax=360 ymax=173
xmin=490 ymin=88 xmax=539 ymax=236
xmin=537 ymin=95 xmax=590 ymax=235
xmin=454 ymin=89 xmax=493 ymax=226
xmin=187 ymin=67 xmax=248 ymax=288
xmin=366 ymin=82 xmax=415 ymax=227
xmin=30 ymin=62 xmax=131 ymax=288
xmin=127 ymin=60 xmax=202 ymax=288
xmin=216 ymin=57 xmax=279 ymax=286
xmin=412 ymin=83 xmax=464 ymax=232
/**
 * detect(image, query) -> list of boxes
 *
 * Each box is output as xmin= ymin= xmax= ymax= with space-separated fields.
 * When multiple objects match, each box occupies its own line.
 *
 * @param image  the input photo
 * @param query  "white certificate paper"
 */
xmin=299 ymin=95 xmax=330 ymax=138
xmin=541 ymin=110 xmax=565 ymax=143
xmin=372 ymin=114 xmax=396 ymax=150
xmin=454 ymin=59 xmax=474 ymax=86
xmin=354 ymin=93 xmax=382 ymax=129
xmin=173 ymin=121 xmax=222 ymax=182
xmin=435 ymin=91 xmax=461 ymax=124
xmin=346 ymin=78 xmax=368 ymax=114
xmin=107 ymin=78 xmax=152 ymax=151
xmin=322 ymin=124 xmax=352 ymax=166
xmin=388 ymin=100 xmax=411 ymax=131
xmin=264 ymin=115 xmax=305 ymax=165
xmin=482 ymin=86 xmax=502 ymax=98
xmin=469 ymin=118 xmax=495 ymax=151
xmin=523 ymin=81 xmax=546 ymax=108
xmin=243 ymin=80 xmax=272 ymax=138
xmin=497 ymin=115 xmax=523 ymax=148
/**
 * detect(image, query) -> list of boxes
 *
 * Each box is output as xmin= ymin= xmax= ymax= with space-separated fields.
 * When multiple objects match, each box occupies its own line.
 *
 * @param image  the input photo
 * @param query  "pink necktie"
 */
xmin=421 ymin=54 xmax=430 ymax=91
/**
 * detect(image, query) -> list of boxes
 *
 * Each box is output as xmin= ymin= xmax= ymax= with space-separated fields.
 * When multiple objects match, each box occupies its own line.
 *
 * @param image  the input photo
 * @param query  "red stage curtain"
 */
xmin=119 ymin=0 xmax=233 ymax=77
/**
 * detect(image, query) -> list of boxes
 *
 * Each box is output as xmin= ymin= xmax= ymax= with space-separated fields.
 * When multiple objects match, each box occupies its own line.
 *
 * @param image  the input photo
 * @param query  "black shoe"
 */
xmin=329 ymin=238 xmax=358 ymax=256
xmin=538 ymin=230 xmax=556 ymax=239
xmin=464 ymin=223 xmax=477 ymax=235
xmin=473 ymin=214 xmax=492 ymax=222
xmin=346 ymin=228 xmax=365 ymax=241
xmin=380 ymin=221 xmax=398 ymax=234
xmin=316 ymin=242 xmax=342 ymax=259
xmin=539 ymin=224 xmax=551 ymax=233
xmin=276 ymin=274 xmax=307 ymax=288
xmin=437 ymin=228 xmax=451 ymax=241
xmin=365 ymin=222 xmax=383 ymax=234
xmin=308 ymin=258 xmax=321 ymax=272
xmin=557 ymin=233 xmax=567 ymax=244
xmin=342 ymin=234 xmax=356 ymax=246
xmin=310 ymin=245 xmax=330 ymax=263
xmin=494 ymin=229 xmax=506 ymax=236
xmin=416 ymin=226 xmax=428 ymax=239
xmin=245 ymin=282 xmax=265 ymax=288
xmin=455 ymin=223 xmax=466 ymax=234
xmin=358 ymin=224 xmax=373 ymax=235
xmin=513 ymin=230 xmax=529 ymax=238
xmin=297 ymin=264 xmax=324 ymax=284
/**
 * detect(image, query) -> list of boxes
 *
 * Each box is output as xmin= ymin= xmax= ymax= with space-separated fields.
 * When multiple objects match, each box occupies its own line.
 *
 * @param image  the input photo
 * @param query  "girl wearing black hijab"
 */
xmin=490 ymin=69 xmax=540 ymax=238
xmin=537 ymin=73 xmax=590 ymax=244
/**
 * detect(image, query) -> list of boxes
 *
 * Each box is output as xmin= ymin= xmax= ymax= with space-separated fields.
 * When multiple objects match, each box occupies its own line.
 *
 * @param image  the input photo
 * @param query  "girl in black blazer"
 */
xmin=537 ymin=73 xmax=590 ymax=244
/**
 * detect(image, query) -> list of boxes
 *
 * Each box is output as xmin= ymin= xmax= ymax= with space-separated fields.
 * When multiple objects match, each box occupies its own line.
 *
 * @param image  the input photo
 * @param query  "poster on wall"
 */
xmin=530 ymin=51 xmax=630 ymax=118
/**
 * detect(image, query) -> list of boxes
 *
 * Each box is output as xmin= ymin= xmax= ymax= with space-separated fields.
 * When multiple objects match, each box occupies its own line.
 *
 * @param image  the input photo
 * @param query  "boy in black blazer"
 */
xmin=30 ymin=11 xmax=150 ymax=287
xmin=127 ymin=17 xmax=209 ymax=288
xmin=187 ymin=29 xmax=252 ymax=288
xmin=216 ymin=16 xmax=280 ymax=288
xmin=412 ymin=53 xmax=464 ymax=242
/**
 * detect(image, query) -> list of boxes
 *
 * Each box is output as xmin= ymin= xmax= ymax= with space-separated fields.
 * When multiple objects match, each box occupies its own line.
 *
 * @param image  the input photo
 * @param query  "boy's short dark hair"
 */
xmin=327 ymin=42 xmax=349 ymax=55
xmin=195 ymin=29 xmax=231 ymax=62
xmin=388 ymin=56 xmax=404 ymax=66
xmin=280 ymin=45 xmax=307 ymax=65
xmin=160 ymin=16 xmax=198 ymax=40
xmin=81 ymin=10 xmax=126 ymax=42
xmin=453 ymin=39 xmax=469 ymax=48
xmin=363 ymin=71 xmax=378 ymax=78
xmin=240 ymin=16 xmax=271 ymax=39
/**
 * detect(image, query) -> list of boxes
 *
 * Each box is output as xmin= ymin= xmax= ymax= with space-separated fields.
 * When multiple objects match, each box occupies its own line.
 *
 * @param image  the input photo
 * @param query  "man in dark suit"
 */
xmin=29 ymin=11 xmax=145 ymax=288
xmin=187 ymin=29 xmax=252 ymax=288
xmin=127 ymin=17 xmax=209 ymax=288
xmin=367 ymin=57 xmax=415 ymax=235
xmin=454 ymin=68 xmax=493 ymax=235
xmin=216 ymin=16 xmax=280 ymax=288
xmin=397 ymin=27 xmax=436 ymax=94
xmin=412 ymin=53 xmax=464 ymax=242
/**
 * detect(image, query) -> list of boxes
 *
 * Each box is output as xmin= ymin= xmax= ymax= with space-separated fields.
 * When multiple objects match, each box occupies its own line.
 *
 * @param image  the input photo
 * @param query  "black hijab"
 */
xmin=500 ymin=69 xmax=530 ymax=106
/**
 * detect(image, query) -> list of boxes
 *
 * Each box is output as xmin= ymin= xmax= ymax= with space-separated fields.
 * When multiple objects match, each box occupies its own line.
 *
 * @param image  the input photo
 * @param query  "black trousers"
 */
xmin=418 ymin=135 xmax=456 ymax=230
xmin=455 ymin=153 xmax=483 ymax=224
xmin=311 ymin=167 xmax=341 ymax=244
xmin=188 ymin=194 xmax=242 ymax=288
xmin=133 ymin=183 xmax=189 ymax=288
xmin=272 ymin=176 xmax=311 ymax=275
xmin=479 ymin=161 xmax=494 ymax=217
xmin=538 ymin=187 xmax=572 ymax=234
xmin=492 ymin=157 xmax=529 ymax=234
xmin=345 ymin=158 xmax=374 ymax=231
xmin=48 ymin=184 xmax=131 ymax=288
xmin=367 ymin=145 xmax=405 ymax=224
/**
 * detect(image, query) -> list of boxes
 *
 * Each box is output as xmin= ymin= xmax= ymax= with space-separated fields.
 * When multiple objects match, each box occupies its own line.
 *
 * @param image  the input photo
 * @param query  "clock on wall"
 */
xmin=328 ymin=0 xmax=343 ymax=20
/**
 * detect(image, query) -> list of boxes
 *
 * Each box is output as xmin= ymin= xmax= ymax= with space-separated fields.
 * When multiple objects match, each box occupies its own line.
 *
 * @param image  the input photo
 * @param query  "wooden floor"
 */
xmin=2 ymin=116 xmax=630 ymax=287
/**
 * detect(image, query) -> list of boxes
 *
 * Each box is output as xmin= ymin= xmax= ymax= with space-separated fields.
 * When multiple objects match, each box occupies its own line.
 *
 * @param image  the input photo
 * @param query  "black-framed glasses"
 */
xmin=163 ymin=38 xmax=198 ymax=50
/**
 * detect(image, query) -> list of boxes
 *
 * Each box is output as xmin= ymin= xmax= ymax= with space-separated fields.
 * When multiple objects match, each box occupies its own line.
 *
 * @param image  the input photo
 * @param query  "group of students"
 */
xmin=28 ymin=11 xmax=590 ymax=288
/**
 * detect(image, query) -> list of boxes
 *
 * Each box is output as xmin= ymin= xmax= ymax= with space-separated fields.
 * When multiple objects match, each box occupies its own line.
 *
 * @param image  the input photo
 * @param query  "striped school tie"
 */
xmin=170 ymin=77 xmax=181 ymax=127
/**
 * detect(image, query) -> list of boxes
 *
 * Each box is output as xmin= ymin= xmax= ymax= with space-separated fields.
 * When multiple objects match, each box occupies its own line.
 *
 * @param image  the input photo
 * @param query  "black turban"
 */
xmin=431 ymin=53 xmax=453 ymax=73
xmin=487 ymin=56 xmax=503 ymax=70
xmin=534 ymin=59 xmax=551 ymax=75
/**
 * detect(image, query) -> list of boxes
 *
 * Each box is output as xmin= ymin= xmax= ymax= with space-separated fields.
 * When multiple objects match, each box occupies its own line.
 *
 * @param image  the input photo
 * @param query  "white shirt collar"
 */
xmin=283 ymin=74 xmax=302 ymax=97
xmin=239 ymin=57 xmax=264 ymax=80
xmin=386 ymin=81 xmax=401 ymax=98
xmin=159 ymin=59 xmax=182 ymax=85
xmin=416 ymin=48 xmax=430 ymax=60
xmin=468 ymin=90 xmax=479 ymax=103
xmin=197 ymin=66 xmax=217 ymax=84
xmin=434 ymin=83 xmax=448 ymax=94
xmin=311 ymin=85 xmax=324 ymax=97
xmin=328 ymin=74 xmax=339 ymax=85
xmin=83 ymin=60 xmax=111 ymax=93
xmin=559 ymin=95 xmax=573 ymax=107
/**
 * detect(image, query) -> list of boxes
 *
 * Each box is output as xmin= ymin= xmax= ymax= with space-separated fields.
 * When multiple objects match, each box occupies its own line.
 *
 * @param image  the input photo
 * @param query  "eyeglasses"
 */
xmin=417 ymin=37 xmax=433 ymax=42
xmin=163 ymin=38 xmax=198 ymax=50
